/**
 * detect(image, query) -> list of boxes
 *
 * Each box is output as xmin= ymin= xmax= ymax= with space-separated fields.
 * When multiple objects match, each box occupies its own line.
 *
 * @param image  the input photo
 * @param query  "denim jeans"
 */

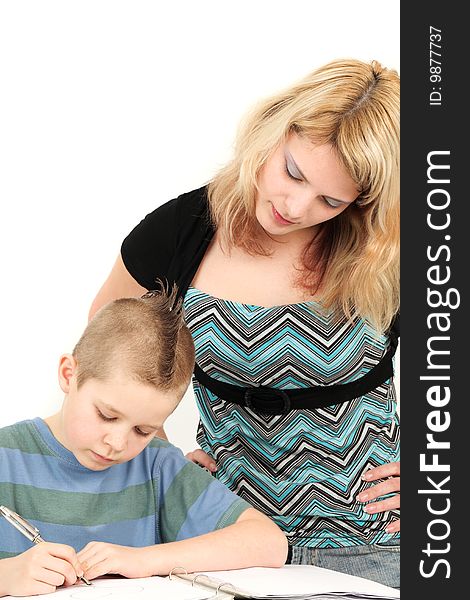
xmin=289 ymin=540 xmax=400 ymax=590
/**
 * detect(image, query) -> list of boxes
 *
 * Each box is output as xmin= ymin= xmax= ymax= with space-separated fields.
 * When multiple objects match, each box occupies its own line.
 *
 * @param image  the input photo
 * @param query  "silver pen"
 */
xmin=0 ymin=505 xmax=91 ymax=585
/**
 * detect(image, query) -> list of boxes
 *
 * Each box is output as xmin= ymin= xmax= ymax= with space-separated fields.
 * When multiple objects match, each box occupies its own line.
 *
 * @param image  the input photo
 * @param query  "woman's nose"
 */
xmin=284 ymin=190 xmax=313 ymax=220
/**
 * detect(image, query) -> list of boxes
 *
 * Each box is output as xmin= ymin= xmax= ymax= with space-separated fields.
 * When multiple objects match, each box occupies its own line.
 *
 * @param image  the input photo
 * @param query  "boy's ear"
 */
xmin=58 ymin=354 xmax=78 ymax=393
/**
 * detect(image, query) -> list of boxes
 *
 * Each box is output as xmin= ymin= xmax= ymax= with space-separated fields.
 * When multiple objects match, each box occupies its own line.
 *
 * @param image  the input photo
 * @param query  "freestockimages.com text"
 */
xmin=418 ymin=150 xmax=459 ymax=580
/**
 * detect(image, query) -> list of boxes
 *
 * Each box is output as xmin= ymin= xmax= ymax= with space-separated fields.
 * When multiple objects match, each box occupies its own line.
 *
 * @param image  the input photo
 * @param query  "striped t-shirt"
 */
xmin=184 ymin=287 xmax=400 ymax=548
xmin=0 ymin=418 xmax=250 ymax=558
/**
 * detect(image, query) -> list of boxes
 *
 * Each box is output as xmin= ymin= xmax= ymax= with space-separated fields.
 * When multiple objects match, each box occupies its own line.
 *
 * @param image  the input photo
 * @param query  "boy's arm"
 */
xmin=144 ymin=507 xmax=288 ymax=574
xmin=77 ymin=507 xmax=288 ymax=580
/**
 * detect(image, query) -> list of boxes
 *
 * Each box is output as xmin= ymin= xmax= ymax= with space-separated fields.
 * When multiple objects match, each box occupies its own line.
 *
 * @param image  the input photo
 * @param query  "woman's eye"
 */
xmin=284 ymin=161 xmax=302 ymax=182
xmin=323 ymin=197 xmax=343 ymax=209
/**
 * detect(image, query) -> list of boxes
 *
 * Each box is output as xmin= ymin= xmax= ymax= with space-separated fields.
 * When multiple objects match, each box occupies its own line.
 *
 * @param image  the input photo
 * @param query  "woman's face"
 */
xmin=255 ymin=133 xmax=360 ymax=241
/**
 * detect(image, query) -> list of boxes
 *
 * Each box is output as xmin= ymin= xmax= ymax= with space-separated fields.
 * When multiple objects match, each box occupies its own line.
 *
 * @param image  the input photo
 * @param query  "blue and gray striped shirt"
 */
xmin=0 ymin=418 xmax=250 ymax=558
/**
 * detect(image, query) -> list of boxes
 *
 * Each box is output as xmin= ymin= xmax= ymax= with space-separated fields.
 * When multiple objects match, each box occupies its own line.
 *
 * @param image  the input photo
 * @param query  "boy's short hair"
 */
xmin=73 ymin=285 xmax=195 ymax=393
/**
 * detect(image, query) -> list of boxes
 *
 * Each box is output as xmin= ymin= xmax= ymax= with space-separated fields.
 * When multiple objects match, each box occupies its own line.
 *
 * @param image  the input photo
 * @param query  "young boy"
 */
xmin=0 ymin=290 xmax=287 ymax=597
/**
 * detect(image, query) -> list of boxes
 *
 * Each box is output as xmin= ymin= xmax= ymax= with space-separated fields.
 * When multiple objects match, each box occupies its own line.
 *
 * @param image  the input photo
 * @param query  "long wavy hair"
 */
xmin=207 ymin=58 xmax=399 ymax=334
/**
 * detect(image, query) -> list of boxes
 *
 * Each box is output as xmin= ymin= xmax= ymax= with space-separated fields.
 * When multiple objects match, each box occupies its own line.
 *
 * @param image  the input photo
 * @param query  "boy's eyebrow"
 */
xmin=285 ymin=148 xmax=356 ymax=205
xmin=100 ymin=402 xmax=159 ymax=430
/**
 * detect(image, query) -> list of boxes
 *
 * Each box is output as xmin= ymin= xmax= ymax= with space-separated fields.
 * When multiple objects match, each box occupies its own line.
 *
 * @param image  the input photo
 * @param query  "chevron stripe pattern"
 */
xmin=183 ymin=287 xmax=400 ymax=548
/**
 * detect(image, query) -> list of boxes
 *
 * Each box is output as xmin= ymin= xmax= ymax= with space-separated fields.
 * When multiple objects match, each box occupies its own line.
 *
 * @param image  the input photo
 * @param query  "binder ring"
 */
xmin=216 ymin=581 xmax=237 ymax=596
xmin=168 ymin=566 xmax=188 ymax=580
xmin=192 ymin=574 xmax=209 ymax=587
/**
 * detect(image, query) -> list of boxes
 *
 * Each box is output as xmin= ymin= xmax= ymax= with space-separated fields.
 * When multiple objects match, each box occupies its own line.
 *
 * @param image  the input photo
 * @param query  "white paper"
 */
xmin=4 ymin=566 xmax=399 ymax=600
xmin=197 ymin=565 xmax=400 ymax=598
xmin=2 ymin=575 xmax=216 ymax=600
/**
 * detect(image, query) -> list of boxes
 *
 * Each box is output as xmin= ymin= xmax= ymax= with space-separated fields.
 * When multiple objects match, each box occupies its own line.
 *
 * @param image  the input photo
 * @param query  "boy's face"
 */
xmin=47 ymin=355 xmax=180 ymax=471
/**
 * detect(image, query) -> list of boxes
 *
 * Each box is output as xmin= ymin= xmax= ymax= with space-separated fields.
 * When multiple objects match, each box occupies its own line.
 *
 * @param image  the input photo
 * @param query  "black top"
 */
xmin=121 ymin=186 xmax=214 ymax=299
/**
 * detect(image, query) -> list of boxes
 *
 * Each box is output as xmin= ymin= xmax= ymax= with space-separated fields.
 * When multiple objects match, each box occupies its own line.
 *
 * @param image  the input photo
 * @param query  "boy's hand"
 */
xmin=356 ymin=461 xmax=401 ymax=532
xmin=0 ymin=543 xmax=83 ymax=596
xmin=78 ymin=542 xmax=151 ymax=580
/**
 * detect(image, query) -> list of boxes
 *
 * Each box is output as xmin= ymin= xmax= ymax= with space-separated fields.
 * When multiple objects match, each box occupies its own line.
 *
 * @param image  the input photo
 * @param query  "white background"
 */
xmin=0 ymin=0 xmax=400 ymax=454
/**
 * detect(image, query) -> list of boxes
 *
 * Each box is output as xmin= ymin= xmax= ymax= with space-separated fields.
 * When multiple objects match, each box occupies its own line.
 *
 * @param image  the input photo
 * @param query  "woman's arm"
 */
xmin=89 ymin=255 xmax=147 ymax=320
xmin=77 ymin=508 xmax=288 ymax=580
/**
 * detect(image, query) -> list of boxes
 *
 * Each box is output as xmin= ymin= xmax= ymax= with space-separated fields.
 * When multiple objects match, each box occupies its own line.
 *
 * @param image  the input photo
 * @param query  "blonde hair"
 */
xmin=73 ymin=287 xmax=195 ymax=392
xmin=208 ymin=58 xmax=399 ymax=333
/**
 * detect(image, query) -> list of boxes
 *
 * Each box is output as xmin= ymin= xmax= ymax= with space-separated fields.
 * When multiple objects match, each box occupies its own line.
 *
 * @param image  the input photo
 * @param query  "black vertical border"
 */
xmin=401 ymin=4 xmax=465 ymax=599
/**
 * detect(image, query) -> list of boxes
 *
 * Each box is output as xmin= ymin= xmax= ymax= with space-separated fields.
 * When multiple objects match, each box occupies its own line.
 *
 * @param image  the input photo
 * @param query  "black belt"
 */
xmin=193 ymin=340 xmax=397 ymax=415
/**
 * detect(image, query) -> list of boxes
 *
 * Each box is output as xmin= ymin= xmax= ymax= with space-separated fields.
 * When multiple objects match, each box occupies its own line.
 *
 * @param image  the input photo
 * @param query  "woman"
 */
xmin=89 ymin=58 xmax=400 ymax=588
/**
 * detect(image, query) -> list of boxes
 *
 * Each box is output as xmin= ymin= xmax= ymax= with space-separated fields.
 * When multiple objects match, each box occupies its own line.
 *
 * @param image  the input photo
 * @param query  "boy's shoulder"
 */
xmin=145 ymin=436 xmax=185 ymax=466
xmin=145 ymin=437 xmax=194 ymax=467
xmin=0 ymin=419 xmax=34 ymax=444
xmin=0 ymin=418 xmax=53 ymax=456
xmin=146 ymin=438 xmax=221 ymax=491
xmin=145 ymin=437 xmax=204 ymax=478
xmin=148 ymin=436 xmax=173 ymax=450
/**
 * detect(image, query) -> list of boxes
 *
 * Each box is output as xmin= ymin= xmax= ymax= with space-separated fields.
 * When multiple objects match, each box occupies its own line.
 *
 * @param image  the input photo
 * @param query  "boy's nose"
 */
xmin=104 ymin=431 xmax=127 ymax=453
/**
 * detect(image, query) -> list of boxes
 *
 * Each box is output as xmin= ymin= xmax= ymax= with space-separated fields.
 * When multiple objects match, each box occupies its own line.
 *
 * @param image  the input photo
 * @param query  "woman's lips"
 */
xmin=271 ymin=204 xmax=295 ymax=225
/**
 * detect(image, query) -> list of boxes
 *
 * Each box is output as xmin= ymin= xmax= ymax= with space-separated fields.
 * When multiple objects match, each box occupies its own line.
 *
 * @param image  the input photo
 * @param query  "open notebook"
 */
xmin=173 ymin=565 xmax=399 ymax=599
xmin=3 ymin=565 xmax=399 ymax=600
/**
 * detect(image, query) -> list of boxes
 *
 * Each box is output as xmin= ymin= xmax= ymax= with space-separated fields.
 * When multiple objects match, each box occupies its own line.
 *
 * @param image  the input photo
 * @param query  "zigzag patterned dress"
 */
xmin=184 ymin=286 xmax=400 ymax=549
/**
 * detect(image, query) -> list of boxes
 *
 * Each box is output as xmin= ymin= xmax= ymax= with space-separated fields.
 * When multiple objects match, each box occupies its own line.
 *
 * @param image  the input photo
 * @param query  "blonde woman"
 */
xmin=90 ymin=59 xmax=400 ymax=588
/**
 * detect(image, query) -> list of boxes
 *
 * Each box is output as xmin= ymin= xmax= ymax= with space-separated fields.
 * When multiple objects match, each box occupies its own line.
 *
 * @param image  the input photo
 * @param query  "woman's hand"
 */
xmin=78 ymin=542 xmax=152 ymax=581
xmin=0 ymin=543 xmax=83 ymax=597
xmin=356 ymin=461 xmax=400 ymax=532
xmin=185 ymin=448 xmax=217 ymax=473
